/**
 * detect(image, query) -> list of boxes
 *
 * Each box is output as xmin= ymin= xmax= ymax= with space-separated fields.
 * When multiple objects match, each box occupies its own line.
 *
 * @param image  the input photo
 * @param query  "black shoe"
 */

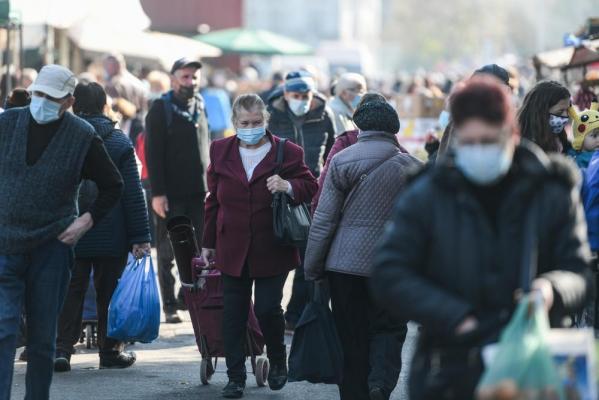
xmin=99 ymin=351 xmax=136 ymax=369
xmin=222 ymin=380 xmax=245 ymax=398
xmin=369 ymin=387 xmax=386 ymax=400
xmin=18 ymin=348 xmax=27 ymax=362
xmin=165 ymin=312 xmax=182 ymax=324
xmin=267 ymin=362 xmax=288 ymax=391
xmin=54 ymin=351 xmax=71 ymax=372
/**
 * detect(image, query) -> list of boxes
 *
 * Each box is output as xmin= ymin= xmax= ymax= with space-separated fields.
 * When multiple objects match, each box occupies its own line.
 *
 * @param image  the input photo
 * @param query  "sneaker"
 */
xmin=54 ymin=351 xmax=71 ymax=372
xmin=222 ymin=380 xmax=245 ymax=398
xmin=369 ymin=387 xmax=386 ymax=400
xmin=165 ymin=312 xmax=182 ymax=324
xmin=99 ymin=351 xmax=136 ymax=369
xmin=267 ymin=361 xmax=288 ymax=391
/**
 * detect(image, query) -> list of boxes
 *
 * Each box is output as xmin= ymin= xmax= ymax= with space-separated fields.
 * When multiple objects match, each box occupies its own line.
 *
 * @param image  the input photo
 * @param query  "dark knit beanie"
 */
xmin=353 ymin=92 xmax=400 ymax=133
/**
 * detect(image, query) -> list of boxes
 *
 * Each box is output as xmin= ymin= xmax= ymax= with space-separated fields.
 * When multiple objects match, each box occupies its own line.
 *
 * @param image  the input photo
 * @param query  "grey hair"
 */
xmin=231 ymin=93 xmax=270 ymax=124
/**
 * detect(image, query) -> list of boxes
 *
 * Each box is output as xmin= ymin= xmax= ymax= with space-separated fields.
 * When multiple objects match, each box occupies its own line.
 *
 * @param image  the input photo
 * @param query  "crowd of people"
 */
xmin=0 ymin=52 xmax=598 ymax=400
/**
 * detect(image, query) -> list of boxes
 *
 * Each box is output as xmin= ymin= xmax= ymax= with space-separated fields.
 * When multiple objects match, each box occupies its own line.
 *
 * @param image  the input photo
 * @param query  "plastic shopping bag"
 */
xmin=476 ymin=294 xmax=563 ymax=400
xmin=107 ymin=254 xmax=160 ymax=343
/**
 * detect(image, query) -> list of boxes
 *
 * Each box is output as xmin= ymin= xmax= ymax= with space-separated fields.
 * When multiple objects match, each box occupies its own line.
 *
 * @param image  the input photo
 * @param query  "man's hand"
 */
xmin=267 ymin=175 xmax=291 ymax=194
xmin=152 ymin=196 xmax=169 ymax=219
xmin=455 ymin=316 xmax=479 ymax=336
xmin=201 ymin=248 xmax=216 ymax=263
xmin=132 ymin=242 xmax=151 ymax=259
xmin=58 ymin=213 xmax=94 ymax=246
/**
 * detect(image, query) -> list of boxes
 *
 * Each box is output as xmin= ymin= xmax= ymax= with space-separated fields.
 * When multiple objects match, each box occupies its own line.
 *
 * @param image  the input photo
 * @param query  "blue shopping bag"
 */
xmin=108 ymin=254 xmax=160 ymax=343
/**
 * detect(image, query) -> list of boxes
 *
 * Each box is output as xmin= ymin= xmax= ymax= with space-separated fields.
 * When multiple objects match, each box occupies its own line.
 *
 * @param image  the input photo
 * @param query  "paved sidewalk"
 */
xmin=11 ymin=265 xmax=416 ymax=399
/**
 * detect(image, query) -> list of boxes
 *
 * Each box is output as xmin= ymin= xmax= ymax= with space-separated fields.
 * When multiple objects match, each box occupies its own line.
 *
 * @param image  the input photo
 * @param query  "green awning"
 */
xmin=193 ymin=28 xmax=313 ymax=56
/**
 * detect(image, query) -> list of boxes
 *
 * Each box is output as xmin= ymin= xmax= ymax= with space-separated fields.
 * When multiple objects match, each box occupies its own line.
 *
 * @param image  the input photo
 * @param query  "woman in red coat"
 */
xmin=201 ymin=94 xmax=317 ymax=399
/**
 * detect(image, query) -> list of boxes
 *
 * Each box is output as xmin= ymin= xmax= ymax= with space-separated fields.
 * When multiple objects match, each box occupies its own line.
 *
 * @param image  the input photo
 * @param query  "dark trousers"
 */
xmin=328 ymin=272 xmax=407 ymax=400
xmin=285 ymin=246 xmax=307 ymax=325
xmin=222 ymin=267 xmax=288 ymax=383
xmin=155 ymin=194 xmax=205 ymax=312
xmin=56 ymin=255 xmax=128 ymax=355
xmin=0 ymin=239 xmax=73 ymax=400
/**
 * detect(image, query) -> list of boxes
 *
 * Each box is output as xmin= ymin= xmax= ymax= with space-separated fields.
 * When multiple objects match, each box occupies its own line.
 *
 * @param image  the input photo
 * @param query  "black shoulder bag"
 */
xmin=272 ymin=139 xmax=312 ymax=247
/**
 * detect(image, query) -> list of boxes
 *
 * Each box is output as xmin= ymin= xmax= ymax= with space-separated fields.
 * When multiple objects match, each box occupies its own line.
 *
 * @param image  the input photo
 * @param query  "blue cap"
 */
xmin=284 ymin=71 xmax=315 ymax=93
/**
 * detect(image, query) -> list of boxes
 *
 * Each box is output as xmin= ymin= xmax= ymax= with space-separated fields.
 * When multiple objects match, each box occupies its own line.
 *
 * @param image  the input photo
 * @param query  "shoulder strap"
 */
xmin=340 ymin=151 xmax=398 ymax=214
xmin=274 ymin=138 xmax=287 ymax=175
xmin=161 ymin=92 xmax=174 ymax=130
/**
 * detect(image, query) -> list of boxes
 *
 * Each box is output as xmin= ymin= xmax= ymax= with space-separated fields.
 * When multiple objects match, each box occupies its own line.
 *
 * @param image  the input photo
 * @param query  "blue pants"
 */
xmin=0 ymin=239 xmax=73 ymax=400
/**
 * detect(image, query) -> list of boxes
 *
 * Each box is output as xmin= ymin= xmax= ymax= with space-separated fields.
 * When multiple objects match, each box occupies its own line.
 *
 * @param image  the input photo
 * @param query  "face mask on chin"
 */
xmin=30 ymin=95 xmax=63 ymax=124
xmin=454 ymin=142 xmax=513 ymax=186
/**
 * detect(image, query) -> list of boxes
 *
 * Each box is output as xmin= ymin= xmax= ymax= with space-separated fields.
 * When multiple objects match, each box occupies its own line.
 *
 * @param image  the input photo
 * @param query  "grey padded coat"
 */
xmin=304 ymin=130 xmax=422 ymax=279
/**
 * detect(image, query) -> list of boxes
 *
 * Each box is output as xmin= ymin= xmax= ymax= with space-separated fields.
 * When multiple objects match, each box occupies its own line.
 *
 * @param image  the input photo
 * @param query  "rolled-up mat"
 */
xmin=166 ymin=215 xmax=199 ymax=286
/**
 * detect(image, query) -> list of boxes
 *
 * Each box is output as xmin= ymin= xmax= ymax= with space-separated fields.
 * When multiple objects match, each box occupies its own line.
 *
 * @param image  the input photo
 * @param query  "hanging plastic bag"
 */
xmin=476 ymin=293 xmax=563 ymax=400
xmin=108 ymin=254 xmax=160 ymax=343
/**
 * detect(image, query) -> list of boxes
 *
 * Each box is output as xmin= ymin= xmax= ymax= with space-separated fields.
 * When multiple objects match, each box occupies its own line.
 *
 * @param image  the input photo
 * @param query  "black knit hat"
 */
xmin=353 ymin=93 xmax=400 ymax=133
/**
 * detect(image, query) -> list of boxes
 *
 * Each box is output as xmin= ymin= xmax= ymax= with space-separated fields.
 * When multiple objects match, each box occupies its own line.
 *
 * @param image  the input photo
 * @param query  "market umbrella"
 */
xmin=193 ymin=28 xmax=313 ymax=56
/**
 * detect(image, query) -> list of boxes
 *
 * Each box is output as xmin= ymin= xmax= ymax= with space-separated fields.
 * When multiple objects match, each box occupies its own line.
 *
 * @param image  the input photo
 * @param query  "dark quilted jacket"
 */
xmin=304 ymin=131 xmax=422 ymax=279
xmin=267 ymin=92 xmax=335 ymax=177
xmin=75 ymin=115 xmax=150 ymax=258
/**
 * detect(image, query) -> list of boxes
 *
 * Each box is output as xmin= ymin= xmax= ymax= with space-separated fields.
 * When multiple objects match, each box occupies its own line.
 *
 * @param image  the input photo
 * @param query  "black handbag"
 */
xmin=288 ymin=279 xmax=343 ymax=384
xmin=272 ymin=138 xmax=311 ymax=247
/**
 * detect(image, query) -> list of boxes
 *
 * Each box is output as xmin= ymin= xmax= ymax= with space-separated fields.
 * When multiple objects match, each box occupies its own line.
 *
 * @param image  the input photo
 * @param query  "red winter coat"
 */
xmin=203 ymin=132 xmax=318 ymax=278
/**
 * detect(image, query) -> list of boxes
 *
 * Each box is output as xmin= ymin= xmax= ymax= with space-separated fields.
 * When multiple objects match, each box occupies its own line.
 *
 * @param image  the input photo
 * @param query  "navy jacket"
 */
xmin=75 ymin=115 xmax=150 ymax=258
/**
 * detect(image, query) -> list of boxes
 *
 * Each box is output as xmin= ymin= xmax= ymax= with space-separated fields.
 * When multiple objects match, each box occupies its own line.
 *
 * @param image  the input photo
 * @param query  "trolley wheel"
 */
xmin=255 ymin=357 xmax=269 ymax=387
xmin=85 ymin=325 xmax=92 ymax=349
xmin=200 ymin=359 xmax=212 ymax=385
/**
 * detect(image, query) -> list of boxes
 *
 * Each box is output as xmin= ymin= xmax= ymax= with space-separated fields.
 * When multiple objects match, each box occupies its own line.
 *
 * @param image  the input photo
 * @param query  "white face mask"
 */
xmin=30 ymin=95 xmax=62 ymax=124
xmin=454 ymin=143 xmax=513 ymax=185
xmin=288 ymin=98 xmax=311 ymax=116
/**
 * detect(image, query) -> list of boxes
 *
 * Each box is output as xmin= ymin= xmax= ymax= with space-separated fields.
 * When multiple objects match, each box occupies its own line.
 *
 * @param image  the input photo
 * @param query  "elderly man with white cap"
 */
xmin=0 ymin=65 xmax=123 ymax=400
xmin=328 ymin=72 xmax=367 ymax=136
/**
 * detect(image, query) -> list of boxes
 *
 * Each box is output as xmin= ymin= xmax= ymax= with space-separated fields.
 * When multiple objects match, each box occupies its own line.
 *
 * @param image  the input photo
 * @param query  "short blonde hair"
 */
xmin=231 ymin=93 xmax=270 ymax=124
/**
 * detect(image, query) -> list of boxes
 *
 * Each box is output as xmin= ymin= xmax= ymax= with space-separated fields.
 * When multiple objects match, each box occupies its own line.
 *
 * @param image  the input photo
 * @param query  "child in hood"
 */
xmin=569 ymin=101 xmax=599 ymax=168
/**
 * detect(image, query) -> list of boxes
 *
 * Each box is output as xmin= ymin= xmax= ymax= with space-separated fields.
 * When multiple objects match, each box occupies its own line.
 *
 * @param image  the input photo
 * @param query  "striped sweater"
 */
xmin=75 ymin=115 xmax=150 ymax=258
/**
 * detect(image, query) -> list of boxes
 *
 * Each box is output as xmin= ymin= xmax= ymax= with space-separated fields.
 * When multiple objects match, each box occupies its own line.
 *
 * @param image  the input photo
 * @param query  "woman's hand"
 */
xmin=202 ymin=248 xmax=216 ymax=263
xmin=455 ymin=316 xmax=479 ymax=336
xmin=132 ymin=242 xmax=151 ymax=259
xmin=267 ymin=175 xmax=291 ymax=194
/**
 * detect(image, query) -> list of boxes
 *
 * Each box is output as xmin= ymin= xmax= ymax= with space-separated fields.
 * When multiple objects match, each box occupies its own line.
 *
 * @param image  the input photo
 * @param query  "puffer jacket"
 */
xmin=304 ymin=131 xmax=422 ymax=279
xmin=371 ymin=140 xmax=592 ymax=348
xmin=267 ymin=92 xmax=336 ymax=177
xmin=76 ymin=115 xmax=150 ymax=258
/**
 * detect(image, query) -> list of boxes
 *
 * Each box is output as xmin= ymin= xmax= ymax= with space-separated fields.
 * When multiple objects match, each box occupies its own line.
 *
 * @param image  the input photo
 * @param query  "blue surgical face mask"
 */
xmin=351 ymin=94 xmax=362 ymax=110
xmin=549 ymin=114 xmax=569 ymax=134
xmin=454 ymin=143 xmax=512 ymax=185
xmin=438 ymin=110 xmax=451 ymax=131
xmin=237 ymin=126 xmax=266 ymax=145
xmin=288 ymin=98 xmax=311 ymax=116
xmin=30 ymin=95 xmax=62 ymax=124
